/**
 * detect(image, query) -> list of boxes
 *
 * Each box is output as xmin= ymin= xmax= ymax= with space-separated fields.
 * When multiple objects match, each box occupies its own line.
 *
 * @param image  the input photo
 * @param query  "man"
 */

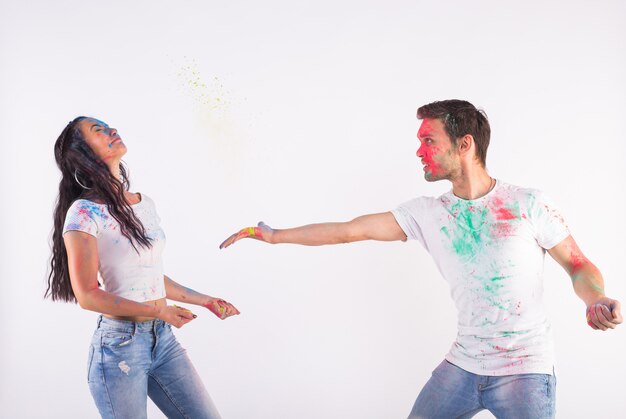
xmin=220 ymin=99 xmax=622 ymax=418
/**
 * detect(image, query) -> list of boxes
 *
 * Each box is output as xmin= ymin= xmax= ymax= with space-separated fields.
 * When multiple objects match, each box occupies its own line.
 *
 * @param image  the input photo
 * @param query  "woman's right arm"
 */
xmin=64 ymin=230 xmax=195 ymax=328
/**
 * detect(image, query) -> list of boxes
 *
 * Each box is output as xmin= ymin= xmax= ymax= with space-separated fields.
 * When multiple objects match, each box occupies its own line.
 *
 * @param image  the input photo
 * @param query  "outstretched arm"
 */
xmin=64 ymin=231 xmax=195 ymax=328
xmin=219 ymin=212 xmax=407 ymax=249
xmin=548 ymin=235 xmax=622 ymax=331
xmin=164 ymin=275 xmax=240 ymax=320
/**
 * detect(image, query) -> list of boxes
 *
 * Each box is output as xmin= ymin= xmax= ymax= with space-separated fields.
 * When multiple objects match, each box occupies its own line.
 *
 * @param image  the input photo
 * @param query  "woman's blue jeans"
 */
xmin=408 ymin=360 xmax=556 ymax=419
xmin=87 ymin=316 xmax=221 ymax=419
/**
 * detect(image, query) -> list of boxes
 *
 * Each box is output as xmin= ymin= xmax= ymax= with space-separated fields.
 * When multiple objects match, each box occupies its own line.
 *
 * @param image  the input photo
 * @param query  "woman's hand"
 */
xmin=203 ymin=297 xmax=240 ymax=320
xmin=156 ymin=305 xmax=197 ymax=328
xmin=219 ymin=222 xmax=274 ymax=249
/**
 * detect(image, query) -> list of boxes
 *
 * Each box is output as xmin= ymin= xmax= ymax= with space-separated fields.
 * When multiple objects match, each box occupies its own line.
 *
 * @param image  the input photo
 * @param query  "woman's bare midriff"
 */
xmin=104 ymin=298 xmax=167 ymax=322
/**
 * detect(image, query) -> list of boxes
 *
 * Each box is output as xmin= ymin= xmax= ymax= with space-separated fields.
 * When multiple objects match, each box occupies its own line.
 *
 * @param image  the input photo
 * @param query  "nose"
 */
xmin=416 ymin=144 xmax=425 ymax=158
xmin=109 ymin=127 xmax=118 ymax=137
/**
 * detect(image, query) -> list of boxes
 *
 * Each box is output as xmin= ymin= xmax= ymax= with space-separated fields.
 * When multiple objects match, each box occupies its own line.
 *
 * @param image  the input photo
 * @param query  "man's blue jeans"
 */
xmin=408 ymin=360 xmax=556 ymax=419
xmin=87 ymin=316 xmax=221 ymax=419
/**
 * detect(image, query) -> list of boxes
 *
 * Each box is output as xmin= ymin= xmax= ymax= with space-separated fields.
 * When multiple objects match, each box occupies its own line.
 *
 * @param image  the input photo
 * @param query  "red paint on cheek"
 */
xmin=422 ymin=146 xmax=444 ymax=175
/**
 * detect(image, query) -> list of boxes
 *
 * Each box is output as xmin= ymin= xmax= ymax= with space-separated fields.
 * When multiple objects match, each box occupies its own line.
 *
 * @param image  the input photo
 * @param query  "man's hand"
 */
xmin=586 ymin=297 xmax=622 ymax=331
xmin=219 ymin=222 xmax=274 ymax=249
xmin=203 ymin=297 xmax=241 ymax=320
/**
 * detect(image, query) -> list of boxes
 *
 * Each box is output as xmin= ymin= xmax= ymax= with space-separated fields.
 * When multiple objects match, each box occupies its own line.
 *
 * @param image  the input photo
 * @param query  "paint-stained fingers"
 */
xmin=222 ymin=300 xmax=240 ymax=318
xmin=215 ymin=299 xmax=240 ymax=319
xmin=609 ymin=301 xmax=623 ymax=324
xmin=220 ymin=225 xmax=270 ymax=249
xmin=592 ymin=305 xmax=608 ymax=330
xmin=596 ymin=304 xmax=615 ymax=330
xmin=587 ymin=305 xmax=608 ymax=330
xmin=174 ymin=305 xmax=197 ymax=320
xmin=219 ymin=233 xmax=238 ymax=249
xmin=219 ymin=229 xmax=250 ymax=249
xmin=240 ymin=226 xmax=265 ymax=241
xmin=208 ymin=299 xmax=240 ymax=319
xmin=586 ymin=308 xmax=600 ymax=330
xmin=162 ymin=305 xmax=196 ymax=328
xmin=206 ymin=299 xmax=227 ymax=319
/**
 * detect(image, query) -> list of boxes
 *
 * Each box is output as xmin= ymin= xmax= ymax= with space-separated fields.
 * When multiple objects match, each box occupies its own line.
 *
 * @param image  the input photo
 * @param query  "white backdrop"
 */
xmin=1 ymin=1 xmax=625 ymax=418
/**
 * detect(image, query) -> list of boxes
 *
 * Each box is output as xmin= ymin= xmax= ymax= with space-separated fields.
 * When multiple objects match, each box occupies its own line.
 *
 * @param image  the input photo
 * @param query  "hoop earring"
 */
xmin=74 ymin=170 xmax=92 ymax=189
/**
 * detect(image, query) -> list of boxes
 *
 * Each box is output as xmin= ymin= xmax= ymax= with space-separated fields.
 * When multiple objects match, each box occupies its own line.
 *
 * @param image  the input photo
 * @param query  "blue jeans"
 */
xmin=408 ymin=360 xmax=556 ymax=419
xmin=87 ymin=316 xmax=221 ymax=419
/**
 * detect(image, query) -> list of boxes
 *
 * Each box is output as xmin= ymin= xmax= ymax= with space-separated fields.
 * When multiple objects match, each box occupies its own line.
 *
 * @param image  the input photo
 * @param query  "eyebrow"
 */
xmin=90 ymin=123 xmax=106 ymax=131
xmin=418 ymin=132 xmax=435 ymax=140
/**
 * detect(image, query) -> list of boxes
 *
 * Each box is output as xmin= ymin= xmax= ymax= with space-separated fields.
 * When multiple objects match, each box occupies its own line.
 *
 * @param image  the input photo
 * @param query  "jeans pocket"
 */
xmin=546 ymin=373 xmax=556 ymax=399
xmin=87 ymin=345 xmax=94 ymax=382
xmin=101 ymin=331 xmax=134 ymax=348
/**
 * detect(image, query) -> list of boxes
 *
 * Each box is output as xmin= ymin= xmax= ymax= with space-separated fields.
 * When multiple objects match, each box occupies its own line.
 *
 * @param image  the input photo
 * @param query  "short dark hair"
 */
xmin=417 ymin=99 xmax=490 ymax=167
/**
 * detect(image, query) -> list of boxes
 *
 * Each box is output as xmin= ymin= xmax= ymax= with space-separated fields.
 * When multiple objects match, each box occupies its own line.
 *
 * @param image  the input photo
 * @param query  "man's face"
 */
xmin=416 ymin=118 xmax=460 ymax=181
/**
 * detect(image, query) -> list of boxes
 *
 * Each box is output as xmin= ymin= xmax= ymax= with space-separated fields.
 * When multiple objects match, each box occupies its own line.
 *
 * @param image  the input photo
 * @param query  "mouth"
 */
xmin=109 ymin=137 xmax=122 ymax=146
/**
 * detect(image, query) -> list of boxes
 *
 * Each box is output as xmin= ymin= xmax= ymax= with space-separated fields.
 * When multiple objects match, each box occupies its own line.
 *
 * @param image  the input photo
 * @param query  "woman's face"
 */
xmin=78 ymin=118 xmax=126 ymax=161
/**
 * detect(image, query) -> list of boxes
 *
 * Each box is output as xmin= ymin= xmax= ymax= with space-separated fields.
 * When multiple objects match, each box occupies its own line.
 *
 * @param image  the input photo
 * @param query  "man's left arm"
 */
xmin=548 ymin=235 xmax=622 ymax=330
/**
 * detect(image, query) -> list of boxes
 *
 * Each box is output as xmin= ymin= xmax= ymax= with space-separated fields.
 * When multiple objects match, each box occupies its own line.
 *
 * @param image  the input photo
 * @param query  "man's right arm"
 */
xmin=219 ymin=212 xmax=407 ymax=249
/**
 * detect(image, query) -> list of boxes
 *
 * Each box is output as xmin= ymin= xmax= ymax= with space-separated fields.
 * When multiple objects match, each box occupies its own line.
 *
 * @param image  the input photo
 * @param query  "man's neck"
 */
xmin=450 ymin=166 xmax=493 ymax=200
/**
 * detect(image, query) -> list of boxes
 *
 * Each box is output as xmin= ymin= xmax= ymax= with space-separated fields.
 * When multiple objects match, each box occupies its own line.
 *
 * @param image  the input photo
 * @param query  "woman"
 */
xmin=46 ymin=116 xmax=239 ymax=419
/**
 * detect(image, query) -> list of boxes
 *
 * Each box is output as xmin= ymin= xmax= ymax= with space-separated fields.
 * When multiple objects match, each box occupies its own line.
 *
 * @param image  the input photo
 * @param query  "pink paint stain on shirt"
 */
xmin=489 ymin=196 xmax=519 ymax=221
xmin=543 ymin=204 xmax=566 ymax=225
xmin=493 ymin=207 xmax=517 ymax=221
xmin=490 ymin=222 xmax=515 ymax=238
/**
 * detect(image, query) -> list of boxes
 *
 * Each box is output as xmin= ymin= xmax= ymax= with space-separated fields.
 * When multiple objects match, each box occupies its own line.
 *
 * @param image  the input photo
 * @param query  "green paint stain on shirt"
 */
xmin=447 ymin=200 xmax=490 ymax=260
xmin=506 ymin=201 xmax=521 ymax=217
xmin=483 ymin=277 xmax=504 ymax=294
xmin=500 ymin=330 xmax=529 ymax=338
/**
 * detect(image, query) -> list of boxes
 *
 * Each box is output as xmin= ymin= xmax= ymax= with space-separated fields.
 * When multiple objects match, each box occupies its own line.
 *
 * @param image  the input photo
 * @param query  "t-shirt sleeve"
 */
xmin=63 ymin=200 xmax=99 ymax=237
xmin=528 ymin=190 xmax=570 ymax=249
xmin=391 ymin=198 xmax=428 ymax=248
xmin=148 ymin=196 xmax=162 ymax=224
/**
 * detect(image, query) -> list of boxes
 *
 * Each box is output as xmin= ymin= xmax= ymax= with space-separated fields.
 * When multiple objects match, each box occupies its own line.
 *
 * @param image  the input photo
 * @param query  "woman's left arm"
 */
xmin=164 ymin=275 xmax=240 ymax=320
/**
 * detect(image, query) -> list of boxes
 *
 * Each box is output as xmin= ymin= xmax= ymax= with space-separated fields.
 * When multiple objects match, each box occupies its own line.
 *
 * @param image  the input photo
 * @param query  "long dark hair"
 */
xmin=46 ymin=116 xmax=152 ymax=302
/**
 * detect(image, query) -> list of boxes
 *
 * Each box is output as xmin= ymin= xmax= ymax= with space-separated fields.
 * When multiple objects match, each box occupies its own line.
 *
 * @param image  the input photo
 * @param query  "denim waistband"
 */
xmin=96 ymin=315 xmax=166 ymax=333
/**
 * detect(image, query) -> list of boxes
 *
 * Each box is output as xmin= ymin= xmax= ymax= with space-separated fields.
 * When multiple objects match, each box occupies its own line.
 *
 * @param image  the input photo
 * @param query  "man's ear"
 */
xmin=457 ymin=134 xmax=474 ymax=156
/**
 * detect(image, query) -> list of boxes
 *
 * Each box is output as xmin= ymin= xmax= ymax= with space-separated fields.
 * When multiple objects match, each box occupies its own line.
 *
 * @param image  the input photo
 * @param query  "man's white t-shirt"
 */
xmin=391 ymin=180 xmax=570 ymax=376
